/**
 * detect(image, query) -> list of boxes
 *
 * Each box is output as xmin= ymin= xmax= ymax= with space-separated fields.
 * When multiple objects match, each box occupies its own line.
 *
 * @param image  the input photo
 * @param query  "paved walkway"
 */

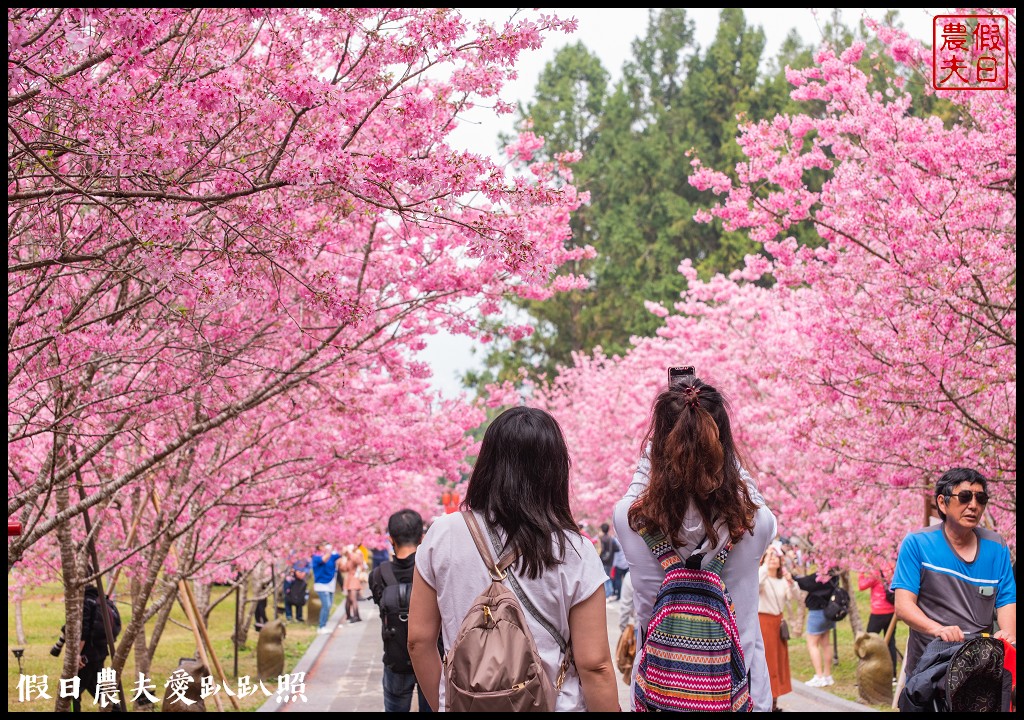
xmin=259 ymin=597 xmax=875 ymax=713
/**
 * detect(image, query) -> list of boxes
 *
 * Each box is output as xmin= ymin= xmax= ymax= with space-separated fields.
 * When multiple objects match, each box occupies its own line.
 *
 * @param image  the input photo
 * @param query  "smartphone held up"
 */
xmin=668 ymin=366 xmax=695 ymax=388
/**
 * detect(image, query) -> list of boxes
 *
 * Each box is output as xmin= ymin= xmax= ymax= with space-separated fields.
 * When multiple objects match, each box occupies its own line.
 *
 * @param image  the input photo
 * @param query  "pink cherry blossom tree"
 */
xmin=541 ymin=11 xmax=1015 ymax=569
xmin=8 ymin=9 xmax=587 ymax=702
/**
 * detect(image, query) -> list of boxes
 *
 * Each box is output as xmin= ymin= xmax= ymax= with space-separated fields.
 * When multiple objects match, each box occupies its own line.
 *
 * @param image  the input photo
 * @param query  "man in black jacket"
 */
xmin=284 ymin=568 xmax=308 ymax=622
xmin=70 ymin=586 xmax=123 ymax=712
xmin=368 ymin=509 xmax=431 ymax=712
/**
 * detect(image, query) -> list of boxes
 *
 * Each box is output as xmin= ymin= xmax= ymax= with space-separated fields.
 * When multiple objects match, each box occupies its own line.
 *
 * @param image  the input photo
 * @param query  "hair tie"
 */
xmin=681 ymin=386 xmax=701 ymax=409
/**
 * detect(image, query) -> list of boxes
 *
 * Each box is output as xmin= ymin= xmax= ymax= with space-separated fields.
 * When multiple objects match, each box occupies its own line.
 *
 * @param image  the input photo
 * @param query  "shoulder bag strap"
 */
xmin=769 ymin=576 xmax=785 ymax=607
xmin=826 ymin=576 xmax=840 ymax=603
xmin=767 ymin=573 xmax=793 ymax=620
xmin=482 ymin=521 xmax=574 ymax=690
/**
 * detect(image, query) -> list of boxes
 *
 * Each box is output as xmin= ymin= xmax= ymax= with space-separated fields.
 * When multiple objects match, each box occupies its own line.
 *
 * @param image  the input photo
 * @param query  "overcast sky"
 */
xmin=422 ymin=8 xmax=940 ymax=398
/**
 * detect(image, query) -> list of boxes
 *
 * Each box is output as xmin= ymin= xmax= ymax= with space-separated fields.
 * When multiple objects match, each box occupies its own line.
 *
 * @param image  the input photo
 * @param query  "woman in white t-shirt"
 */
xmin=407 ymin=406 xmax=620 ymax=712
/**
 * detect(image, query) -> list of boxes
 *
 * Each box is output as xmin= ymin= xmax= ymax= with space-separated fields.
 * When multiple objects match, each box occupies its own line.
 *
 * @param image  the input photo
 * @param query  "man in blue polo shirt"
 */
xmin=891 ymin=467 xmax=1016 ymax=675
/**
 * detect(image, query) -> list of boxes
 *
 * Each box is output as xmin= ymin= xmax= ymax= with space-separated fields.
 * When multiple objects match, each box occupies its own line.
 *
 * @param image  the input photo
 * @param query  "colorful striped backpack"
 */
xmin=633 ymin=527 xmax=751 ymax=712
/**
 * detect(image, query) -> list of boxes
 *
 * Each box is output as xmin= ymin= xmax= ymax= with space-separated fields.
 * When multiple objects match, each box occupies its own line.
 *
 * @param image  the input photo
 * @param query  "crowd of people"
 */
xmin=251 ymin=373 xmax=1016 ymax=713
xmin=272 ymin=541 xmax=374 ymax=635
xmin=48 ymin=369 xmax=1014 ymax=714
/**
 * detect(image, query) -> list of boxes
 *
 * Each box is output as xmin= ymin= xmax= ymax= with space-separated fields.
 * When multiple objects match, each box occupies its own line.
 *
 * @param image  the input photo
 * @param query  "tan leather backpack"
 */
xmin=443 ymin=511 xmax=567 ymax=712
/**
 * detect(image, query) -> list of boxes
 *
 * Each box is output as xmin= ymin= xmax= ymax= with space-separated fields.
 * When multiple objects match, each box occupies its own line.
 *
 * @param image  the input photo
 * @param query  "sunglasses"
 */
xmin=944 ymin=490 xmax=989 ymax=505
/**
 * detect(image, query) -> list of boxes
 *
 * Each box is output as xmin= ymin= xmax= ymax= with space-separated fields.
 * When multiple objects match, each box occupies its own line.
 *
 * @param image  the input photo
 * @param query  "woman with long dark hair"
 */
xmin=407 ymin=406 xmax=620 ymax=712
xmin=613 ymin=374 xmax=777 ymax=711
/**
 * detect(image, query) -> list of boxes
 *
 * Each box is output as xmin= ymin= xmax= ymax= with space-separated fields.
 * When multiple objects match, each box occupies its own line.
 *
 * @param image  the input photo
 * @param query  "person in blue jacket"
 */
xmin=892 ymin=467 xmax=1016 ymax=677
xmin=312 ymin=542 xmax=342 ymax=633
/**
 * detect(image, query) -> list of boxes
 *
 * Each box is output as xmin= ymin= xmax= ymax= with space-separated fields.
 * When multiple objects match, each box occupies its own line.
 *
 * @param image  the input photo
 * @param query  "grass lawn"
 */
xmin=8 ymin=582 xmax=328 ymax=712
xmin=785 ymin=572 xmax=909 ymax=712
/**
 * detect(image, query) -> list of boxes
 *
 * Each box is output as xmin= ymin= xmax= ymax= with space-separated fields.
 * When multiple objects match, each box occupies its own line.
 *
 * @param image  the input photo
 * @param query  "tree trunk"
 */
xmin=235 ymin=571 xmax=254 ymax=649
xmin=110 ymin=526 xmax=175 ymax=676
xmin=54 ymin=466 xmax=83 ymax=713
xmin=146 ymin=584 xmax=180 ymax=661
xmin=130 ymin=576 xmax=152 ymax=678
xmin=14 ymin=599 xmax=26 ymax=645
xmin=193 ymin=580 xmax=212 ymax=625
xmin=842 ymin=570 xmax=863 ymax=635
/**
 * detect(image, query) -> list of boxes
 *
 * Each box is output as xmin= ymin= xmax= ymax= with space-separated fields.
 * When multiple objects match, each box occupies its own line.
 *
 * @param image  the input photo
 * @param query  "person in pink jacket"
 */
xmin=858 ymin=568 xmax=897 ymax=681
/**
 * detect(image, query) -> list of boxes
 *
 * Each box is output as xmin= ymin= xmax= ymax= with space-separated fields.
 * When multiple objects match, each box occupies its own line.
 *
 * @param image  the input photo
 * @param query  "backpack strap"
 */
xmin=376 ymin=565 xmax=411 ymax=626
xmin=461 ymin=511 xmax=516 ymax=580
xmin=481 ymin=520 xmax=574 ymax=691
xmin=638 ymin=525 xmax=733 ymax=575
xmin=703 ymin=541 xmax=733 ymax=576
xmin=378 ymin=562 xmax=411 ymax=614
xmin=464 ymin=511 xmax=574 ymax=691
xmin=380 ymin=562 xmax=399 ymax=587
xmin=481 ymin=522 xmax=567 ymax=651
